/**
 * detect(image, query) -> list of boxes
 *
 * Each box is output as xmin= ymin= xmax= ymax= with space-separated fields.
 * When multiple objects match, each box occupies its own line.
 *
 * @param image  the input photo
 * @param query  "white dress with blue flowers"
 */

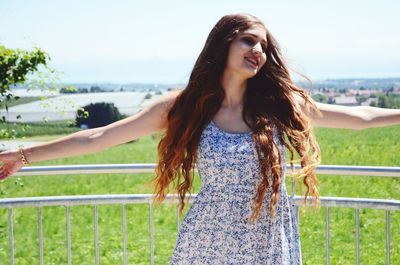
xmin=169 ymin=120 xmax=301 ymax=264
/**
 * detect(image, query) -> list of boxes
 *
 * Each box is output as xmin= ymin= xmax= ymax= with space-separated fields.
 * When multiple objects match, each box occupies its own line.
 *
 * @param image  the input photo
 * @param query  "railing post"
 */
xmin=291 ymin=175 xmax=296 ymax=197
xmin=355 ymin=208 xmax=360 ymax=265
xmin=122 ymin=204 xmax=127 ymax=265
xmin=326 ymin=207 xmax=330 ymax=265
xmin=8 ymin=208 xmax=14 ymax=265
xmin=94 ymin=205 xmax=99 ymax=265
xmin=386 ymin=210 xmax=390 ymax=265
xmin=66 ymin=206 xmax=71 ymax=265
xmin=38 ymin=207 xmax=44 ymax=265
xmin=149 ymin=202 xmax=154 ymax=265
xmin=177 ymin=204 xmax=181 ymax=231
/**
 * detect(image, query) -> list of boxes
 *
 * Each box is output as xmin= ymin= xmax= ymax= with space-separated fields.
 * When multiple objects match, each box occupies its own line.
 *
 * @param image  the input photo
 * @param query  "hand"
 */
xmin=0 ymin=150 xmax=24 ymax=180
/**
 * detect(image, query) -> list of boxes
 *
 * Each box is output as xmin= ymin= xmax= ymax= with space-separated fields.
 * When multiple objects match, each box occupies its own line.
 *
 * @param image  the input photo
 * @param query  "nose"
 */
xmin=251 ymin=43 xmax=263 ymax=54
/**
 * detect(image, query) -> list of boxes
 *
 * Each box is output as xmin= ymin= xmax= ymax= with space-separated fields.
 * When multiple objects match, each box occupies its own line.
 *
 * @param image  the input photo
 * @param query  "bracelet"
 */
xmin=18 ymin=147 xmax=30 ymax=166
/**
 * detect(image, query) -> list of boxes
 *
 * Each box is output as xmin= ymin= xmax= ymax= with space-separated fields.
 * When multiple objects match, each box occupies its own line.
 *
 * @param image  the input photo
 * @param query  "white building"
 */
xmin=334 ymin=95 xmax=358 ymax=106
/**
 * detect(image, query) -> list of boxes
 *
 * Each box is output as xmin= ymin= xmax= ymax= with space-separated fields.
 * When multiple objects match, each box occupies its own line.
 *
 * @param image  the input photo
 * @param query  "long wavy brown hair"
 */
xmin=152 ymin=13 xmax=321 ymax=222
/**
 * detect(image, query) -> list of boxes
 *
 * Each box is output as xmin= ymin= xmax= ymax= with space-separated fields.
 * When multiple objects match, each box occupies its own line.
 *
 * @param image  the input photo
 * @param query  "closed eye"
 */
xmin=241 ymin=37 xmax=267 ymax=53
xmin=241 ymin=37 xmax=255 ymax=46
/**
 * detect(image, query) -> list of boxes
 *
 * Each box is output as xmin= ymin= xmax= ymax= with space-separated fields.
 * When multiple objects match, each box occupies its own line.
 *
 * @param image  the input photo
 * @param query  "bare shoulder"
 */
xmin=151 ymin=89 xmax=182 ymax=110
xmin=146 ymin=89 xmax=183 ymax=126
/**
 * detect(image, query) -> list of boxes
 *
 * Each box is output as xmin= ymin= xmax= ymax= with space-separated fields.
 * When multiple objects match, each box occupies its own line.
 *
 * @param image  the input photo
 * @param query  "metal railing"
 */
xmin=1 ymin=164 xmax=399 ymax=265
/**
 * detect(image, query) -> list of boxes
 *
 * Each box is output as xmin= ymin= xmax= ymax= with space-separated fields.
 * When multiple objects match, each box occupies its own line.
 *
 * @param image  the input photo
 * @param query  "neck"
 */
xmin=220 ymin=71 xmax=247 ymax=109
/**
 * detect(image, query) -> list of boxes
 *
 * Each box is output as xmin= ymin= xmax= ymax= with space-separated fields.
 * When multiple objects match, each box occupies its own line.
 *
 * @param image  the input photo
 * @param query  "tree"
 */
xmin=59 ymin=86 xmax=78 ymax=94
xmin=375 ymin=95 xmax=400 ymax=109
xmin=90 ymin=86 xmax=106 ymax=93
xmin=75 ymin=102 xmax=125 ymax=129
xmin=312 ymin=94 xmax=328 ymax=103
xmin=0 ymin=44 xmax=51 ymax=138
xmin=378 ymin=95 xmax=389 ymax=108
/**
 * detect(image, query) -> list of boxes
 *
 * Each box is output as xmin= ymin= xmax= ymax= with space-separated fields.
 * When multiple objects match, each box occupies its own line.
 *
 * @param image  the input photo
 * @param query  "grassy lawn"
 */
xmin=0 ymin=96 xmax=46 ymax=109
xmin=0 ymin=125 xmax=399 ymax=264
xmin=0 ymin=121 xmax=80 ymax=139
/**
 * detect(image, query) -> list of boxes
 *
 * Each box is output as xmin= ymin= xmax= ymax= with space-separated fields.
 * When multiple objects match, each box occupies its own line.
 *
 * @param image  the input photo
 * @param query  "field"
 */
xmin=0 ymin=121 xmax=80 ymax=140
xmin=1 ymin=92 xmax=162 ymax=123
xmin=0 ymin=125 xmax=399 ymax=264
xmin=0 ymin=96 xmax=45 ymax=109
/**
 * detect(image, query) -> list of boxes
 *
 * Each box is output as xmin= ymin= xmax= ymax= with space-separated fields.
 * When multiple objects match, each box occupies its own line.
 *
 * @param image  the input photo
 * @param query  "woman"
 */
xmin=1 ymin=13 xmax=399 ymax=264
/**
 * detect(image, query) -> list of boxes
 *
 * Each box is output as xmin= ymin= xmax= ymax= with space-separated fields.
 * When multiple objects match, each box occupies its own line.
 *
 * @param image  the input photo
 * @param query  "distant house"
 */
xmin=348 ymin=89 xmax=380 ymax=96
xmin=334 ymin=95 xmax=358 ymax=106
xmin=361 ymin=98 xmax=377 ymax=106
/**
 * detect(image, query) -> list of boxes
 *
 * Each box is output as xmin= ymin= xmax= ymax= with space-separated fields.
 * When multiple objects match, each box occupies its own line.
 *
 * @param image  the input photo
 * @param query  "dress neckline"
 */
xmin=210 ymin=120 xmax=252 ymax=136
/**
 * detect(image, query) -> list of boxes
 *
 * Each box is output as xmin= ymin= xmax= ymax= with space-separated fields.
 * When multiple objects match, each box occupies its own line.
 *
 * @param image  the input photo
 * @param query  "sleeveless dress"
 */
xmin=169 ymin=120 xmax=301 ymax=265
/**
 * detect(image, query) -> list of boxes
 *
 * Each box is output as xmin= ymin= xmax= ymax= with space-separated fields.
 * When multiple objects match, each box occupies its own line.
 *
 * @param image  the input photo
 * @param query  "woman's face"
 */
xmin=224 ymin=25 xmax=267 ymax=79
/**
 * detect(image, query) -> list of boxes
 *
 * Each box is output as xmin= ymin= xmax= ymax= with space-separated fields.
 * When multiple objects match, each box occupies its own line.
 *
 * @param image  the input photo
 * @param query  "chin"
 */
xmin=244 ymin=69 xmax=258 ymax=79
xmin=234 ymin=66 xmax=259 ymax=79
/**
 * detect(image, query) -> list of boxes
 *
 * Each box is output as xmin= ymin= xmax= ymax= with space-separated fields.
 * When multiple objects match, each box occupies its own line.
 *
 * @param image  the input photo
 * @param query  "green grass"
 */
xmin=0 ymin=121 xmax=80 ymax=139
xmin=299 ymin=126 xmax=400 ymax=265
xmin=0 ymin=125 xmax=399 ymax=264
xmin=0 ymin=96 xmax=45 ymax=109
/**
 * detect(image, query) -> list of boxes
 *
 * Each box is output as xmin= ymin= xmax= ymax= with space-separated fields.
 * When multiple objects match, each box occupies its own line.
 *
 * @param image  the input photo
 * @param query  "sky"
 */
xmin=1 ymin=0 xmax=399 ymax=84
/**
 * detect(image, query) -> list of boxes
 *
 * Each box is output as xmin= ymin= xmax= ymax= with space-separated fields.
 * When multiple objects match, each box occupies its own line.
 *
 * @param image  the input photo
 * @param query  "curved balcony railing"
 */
xmin=1 ymin=164 xmax=399 ymax=265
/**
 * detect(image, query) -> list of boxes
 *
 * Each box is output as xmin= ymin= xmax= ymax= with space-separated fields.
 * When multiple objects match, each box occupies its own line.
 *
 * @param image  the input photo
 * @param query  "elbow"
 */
xmin=87 ymin=126 xmax=125 ymax=152
xmin=79 ymin=127 xmax=107 ymax=153
xmin=351 ymin=107 xmax=375 ymax=130
xmin=352 ymin=116 xmax=374 ymax=130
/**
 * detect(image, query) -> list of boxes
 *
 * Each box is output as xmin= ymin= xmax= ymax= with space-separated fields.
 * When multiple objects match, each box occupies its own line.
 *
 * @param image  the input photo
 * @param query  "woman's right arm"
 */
xmin=0 ymin=90 xmax=181 ymax=179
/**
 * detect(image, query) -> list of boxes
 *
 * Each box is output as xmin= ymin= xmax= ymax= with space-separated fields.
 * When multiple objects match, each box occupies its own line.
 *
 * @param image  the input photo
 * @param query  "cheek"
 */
xmin=228 ymin=41 xmax=246 ymax=58
xmin=226 ymin=47 xmax=242 ymax=67
xmin=260 ymin=55 xmax=267 ymax=68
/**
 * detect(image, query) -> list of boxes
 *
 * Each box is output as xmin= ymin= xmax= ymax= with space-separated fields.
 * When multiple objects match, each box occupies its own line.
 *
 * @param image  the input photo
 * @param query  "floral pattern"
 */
xmin=169 ymin=120 xmax=301 ymax=265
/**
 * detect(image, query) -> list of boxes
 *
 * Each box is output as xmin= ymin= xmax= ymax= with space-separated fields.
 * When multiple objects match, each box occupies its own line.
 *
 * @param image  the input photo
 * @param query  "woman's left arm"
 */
xmin=294 ymin=92 xmax=400 ymax=129
xmin=309 ymin=102 xmax=400 ymax=130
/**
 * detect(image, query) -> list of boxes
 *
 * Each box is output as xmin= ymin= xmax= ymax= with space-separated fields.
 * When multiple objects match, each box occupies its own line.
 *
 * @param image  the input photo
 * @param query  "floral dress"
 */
xmin=169 ymin=120 xmax=301 ymax=265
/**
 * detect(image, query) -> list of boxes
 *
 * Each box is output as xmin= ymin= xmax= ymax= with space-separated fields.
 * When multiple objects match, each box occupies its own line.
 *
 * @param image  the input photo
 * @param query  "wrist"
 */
xmin=18 ymin=146 xmax=30 ymax=166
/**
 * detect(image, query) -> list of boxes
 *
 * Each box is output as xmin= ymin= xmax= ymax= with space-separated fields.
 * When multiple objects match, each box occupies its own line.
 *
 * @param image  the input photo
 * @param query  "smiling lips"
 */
xmin=245 ymin=56 xmax=259 ymax=68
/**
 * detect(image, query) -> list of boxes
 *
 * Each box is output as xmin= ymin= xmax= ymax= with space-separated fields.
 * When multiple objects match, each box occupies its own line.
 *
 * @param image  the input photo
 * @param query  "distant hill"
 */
xmin=297 ymin=77 xmax=400 ymax=90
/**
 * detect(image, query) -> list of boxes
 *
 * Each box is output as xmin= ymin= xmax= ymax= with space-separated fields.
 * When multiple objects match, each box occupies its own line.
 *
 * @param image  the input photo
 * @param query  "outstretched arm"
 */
xmin=0 ymin=90 xmax=181 ymax=179
xmin=295 ymin=93 xmax=400 ymax=129
xmin=311 ymin=102 xmax=400 ymax=129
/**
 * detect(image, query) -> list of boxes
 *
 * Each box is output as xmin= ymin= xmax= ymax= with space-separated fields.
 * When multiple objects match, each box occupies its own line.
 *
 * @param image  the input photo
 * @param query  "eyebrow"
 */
xmin=241 ymin=33 xmax=267 ymax=45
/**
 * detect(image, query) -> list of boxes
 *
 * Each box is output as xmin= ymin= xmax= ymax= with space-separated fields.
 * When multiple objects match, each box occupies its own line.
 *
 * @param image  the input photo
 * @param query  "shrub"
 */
xmin=75 ymin=102 xmax=124 ymax=129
